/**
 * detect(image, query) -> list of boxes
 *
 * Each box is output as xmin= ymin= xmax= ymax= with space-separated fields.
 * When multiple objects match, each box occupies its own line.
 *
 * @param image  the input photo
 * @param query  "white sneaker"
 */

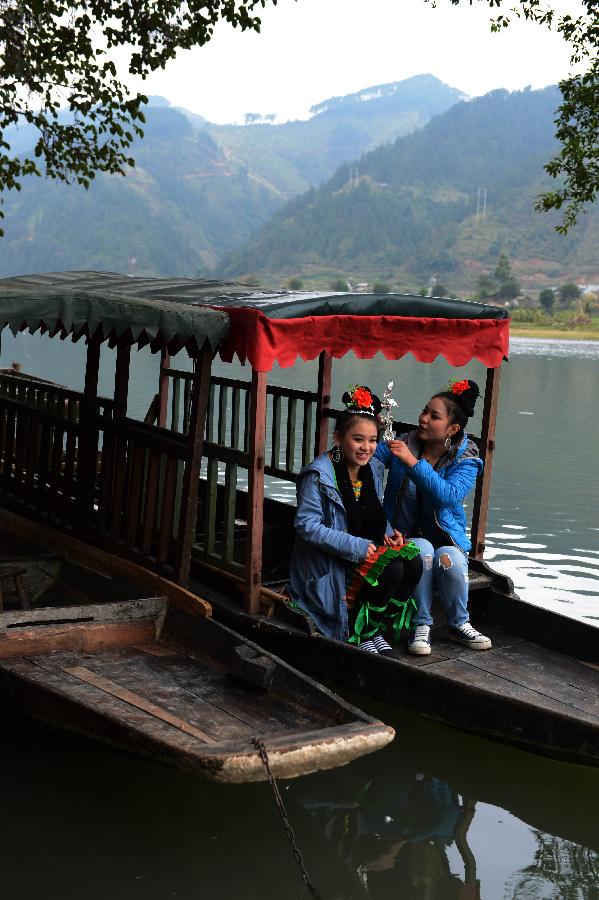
xmin=449 ymin=622 xmax=492 ymax=651
xmin=408 ymin=625 xmax=431 ymax=656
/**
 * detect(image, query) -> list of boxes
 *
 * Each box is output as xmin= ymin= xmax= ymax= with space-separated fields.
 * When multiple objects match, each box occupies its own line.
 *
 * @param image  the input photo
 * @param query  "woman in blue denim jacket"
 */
xmin=287 ymin=387 xmax=422 ymax=654
xmin=374 ymin=378 xmax=492 ymax=656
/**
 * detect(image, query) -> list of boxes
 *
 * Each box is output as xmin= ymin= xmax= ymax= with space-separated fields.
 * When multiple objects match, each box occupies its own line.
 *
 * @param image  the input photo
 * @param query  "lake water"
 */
xmin=1 ymin=332 xmax=598 ymax=899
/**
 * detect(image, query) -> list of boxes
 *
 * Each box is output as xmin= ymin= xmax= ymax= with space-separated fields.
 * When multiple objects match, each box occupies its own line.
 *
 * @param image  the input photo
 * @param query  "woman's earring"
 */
xmin=331 ymin=445 xmax=342 ymax=462
xmin=444 ymin=436 xmax=452 ymax=450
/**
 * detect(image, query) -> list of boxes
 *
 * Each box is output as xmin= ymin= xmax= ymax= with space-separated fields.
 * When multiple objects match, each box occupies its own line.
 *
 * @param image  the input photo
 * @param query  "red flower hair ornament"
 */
xmin=343 ymin=384 xmax=378 ymax=415
xmin=450 ymin=379 xmax=470 ymax=396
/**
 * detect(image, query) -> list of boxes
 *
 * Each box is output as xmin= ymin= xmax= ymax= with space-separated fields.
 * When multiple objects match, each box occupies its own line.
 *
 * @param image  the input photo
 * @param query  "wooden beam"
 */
xmin=244 ymin=369 xmax=267 ymax=614
xmin=78 ymin=334 xmax=102 ymax=524
xmin=175 ymin=344 xmax=212 ymax=586
xmin=0 ymin=619 xmax=156 ymax=658
xmin=113 ymin=344 xmax=131 ymax=418
xmin=470 ymin=366 xmax=502 ymax=560
xmin=314 ymin=350 xmax=332 ymax=457
xmin=158 ymin=348 xmax=170 ymax=428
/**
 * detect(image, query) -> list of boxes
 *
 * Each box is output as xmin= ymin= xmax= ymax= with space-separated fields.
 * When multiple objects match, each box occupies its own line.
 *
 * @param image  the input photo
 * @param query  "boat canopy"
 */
xmin=0 ymin=272 xmax=230 ymax=356
xmin=0 ymin=272 xmax=509 ymax=368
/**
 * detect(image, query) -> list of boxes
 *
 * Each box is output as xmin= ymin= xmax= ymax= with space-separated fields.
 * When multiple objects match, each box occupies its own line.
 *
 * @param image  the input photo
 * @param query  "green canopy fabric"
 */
xmin=0 ymin=273 xmax=231 ymax=354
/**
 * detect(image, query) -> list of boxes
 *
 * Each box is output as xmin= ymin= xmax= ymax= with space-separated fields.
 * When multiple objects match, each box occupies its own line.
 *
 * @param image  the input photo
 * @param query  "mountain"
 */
xmin=203 ymin=75 xmax=465 ymax=198
xmin=0 ymin=76 xmax=463 ymax=278
xmin=217 ymin=87 xmax=599 ymax=293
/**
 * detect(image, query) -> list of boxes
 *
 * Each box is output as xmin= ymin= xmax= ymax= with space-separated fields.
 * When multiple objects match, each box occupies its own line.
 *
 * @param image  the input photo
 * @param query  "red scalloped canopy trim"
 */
xmin=216 ymin=308 xmax=510 ymax=371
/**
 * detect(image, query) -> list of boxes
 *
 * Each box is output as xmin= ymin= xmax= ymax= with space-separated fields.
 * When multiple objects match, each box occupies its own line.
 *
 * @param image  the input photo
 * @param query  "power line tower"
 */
xmin=476 ymin=187 xmax=487 ymax=219
xmin=349 ymin=167 xmax=359 ymax=188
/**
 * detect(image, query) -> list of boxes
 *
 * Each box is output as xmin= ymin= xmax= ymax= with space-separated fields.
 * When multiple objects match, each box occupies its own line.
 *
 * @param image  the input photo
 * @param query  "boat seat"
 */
xmin=0 ymin=566 xmax=29 ymax=611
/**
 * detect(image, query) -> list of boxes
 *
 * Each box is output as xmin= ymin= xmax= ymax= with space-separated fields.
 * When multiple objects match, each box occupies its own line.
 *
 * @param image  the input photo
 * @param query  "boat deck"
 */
xmin=195 ymin=573 xmax=599 ymax=766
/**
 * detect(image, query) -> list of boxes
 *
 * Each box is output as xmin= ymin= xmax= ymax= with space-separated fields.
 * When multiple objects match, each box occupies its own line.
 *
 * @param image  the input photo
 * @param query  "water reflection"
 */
xmin=298 ymin=771 xmax=479 ymax=899
xmin=2 ymin=705 xmax=598 ymax=900
xmin=505 ymin=833 xmax=599 ymax=899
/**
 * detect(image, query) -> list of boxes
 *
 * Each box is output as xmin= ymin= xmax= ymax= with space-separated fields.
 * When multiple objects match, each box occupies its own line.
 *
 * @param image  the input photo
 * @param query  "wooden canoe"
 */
xmin=0 ymin=525 xmax=393 ymax=783
xmin=191 ymin=559 xmax=599 ymax=769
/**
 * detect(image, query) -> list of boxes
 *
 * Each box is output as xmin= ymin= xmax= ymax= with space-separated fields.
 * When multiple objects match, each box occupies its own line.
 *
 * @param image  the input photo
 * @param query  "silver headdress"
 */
xmin=380 ymin=381 xmax=398 ymax=442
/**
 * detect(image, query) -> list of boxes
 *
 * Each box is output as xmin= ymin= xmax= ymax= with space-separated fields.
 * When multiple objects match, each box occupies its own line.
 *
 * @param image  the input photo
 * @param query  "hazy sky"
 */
xmin=127 ymin=0 xmax=582 ymax=123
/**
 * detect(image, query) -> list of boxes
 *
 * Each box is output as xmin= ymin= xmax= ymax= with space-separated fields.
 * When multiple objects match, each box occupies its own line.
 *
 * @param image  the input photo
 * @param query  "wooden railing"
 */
xmin=0 ymin=370 xmax=116 ymax=422
xmin=0 ymin=373 xmax=189 ymax=576
xmin=95 ymin=418 xmax=188 ymax=569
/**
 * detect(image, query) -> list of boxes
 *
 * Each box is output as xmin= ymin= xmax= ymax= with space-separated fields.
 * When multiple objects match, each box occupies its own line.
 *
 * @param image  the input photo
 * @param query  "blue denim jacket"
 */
xmin=287 ymin=453 xmax=392 ymax=640
xmin=374 ymin=431 xmax=483 ymax=553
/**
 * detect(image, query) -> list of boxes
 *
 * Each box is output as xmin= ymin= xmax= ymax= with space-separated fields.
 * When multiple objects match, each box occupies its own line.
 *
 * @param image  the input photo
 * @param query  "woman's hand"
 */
xmin=388 ymin=439 xmax=418 ymax=468
xmin=384 ymin=529 xmax=404 ymax=548
xmin=364 ymin=543 xmax=377 ymax=562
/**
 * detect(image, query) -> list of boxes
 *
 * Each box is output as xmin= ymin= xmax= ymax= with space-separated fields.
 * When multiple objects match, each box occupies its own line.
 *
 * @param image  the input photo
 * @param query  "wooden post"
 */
xmin=158 ymin=348 xmax=170 ymax=428
xmin=113 ymin=344 xmax=131 ymax=418
xmin=175 ymin=344 xmax=212 ymax=586
xmin=78 ymin=333 xmax=102 ymax=524
xmin=244 ymin=369 xmax=267 ymax=614
xmin=470 ymin=366 xmax=501 ymax=560
xmin=314 ymin=350 xmax=332 ymax=457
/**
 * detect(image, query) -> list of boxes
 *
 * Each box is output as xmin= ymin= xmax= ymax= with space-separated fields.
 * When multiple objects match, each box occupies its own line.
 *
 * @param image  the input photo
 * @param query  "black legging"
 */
xmin=360 ymin=555 xmax=423 ymax=607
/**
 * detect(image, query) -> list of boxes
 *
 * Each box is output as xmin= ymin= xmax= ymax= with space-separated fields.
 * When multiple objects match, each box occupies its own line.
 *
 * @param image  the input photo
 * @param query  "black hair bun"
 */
xmin=454 ymin=380 xmax=479 ymax=418
xmin=342 ymin=385 xmax=381 ymax=417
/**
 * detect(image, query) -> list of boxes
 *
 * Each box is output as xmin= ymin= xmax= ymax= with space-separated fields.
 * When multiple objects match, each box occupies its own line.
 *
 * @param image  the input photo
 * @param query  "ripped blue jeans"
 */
xmin=409 ymin=538 xmax=469 ymax=628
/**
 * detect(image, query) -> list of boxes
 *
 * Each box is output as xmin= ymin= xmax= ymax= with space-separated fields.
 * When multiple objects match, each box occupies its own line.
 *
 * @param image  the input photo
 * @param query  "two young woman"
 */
xmin=287 ymin=379 xmax=492 ymax=655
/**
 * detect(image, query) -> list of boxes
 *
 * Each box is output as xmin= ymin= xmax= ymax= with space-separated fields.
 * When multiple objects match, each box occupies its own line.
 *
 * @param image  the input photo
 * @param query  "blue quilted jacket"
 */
xmin=287 ymin=453 xmax=392 ymax=640
xmin=374 ymin=431 xmax=483 ymax=553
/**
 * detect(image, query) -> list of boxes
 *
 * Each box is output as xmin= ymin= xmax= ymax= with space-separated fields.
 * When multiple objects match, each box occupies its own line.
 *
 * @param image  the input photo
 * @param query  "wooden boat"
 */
xmin=0 ymin=277 xmax=394 ymax=781
xmin=0 ymin=272 xmax=597 ymax=768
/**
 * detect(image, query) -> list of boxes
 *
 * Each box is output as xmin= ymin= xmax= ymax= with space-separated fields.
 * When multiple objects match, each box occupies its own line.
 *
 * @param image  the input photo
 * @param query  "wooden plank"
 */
xmin=47 ymin=424 xmax=64 ymax=520
xmin=109 ymin=435 xmax=128 ymax=539
xmin=428 ymin=656 xmax=599 ymax=724
xmin=134 ymin=643 xmax=178 ymax=657
xmin=157 ymin=455 xmax=178 ymax=564
xmin=183 ymin=377 xmax=191 ymax=435
xmin=77 ymin=335 xmax=102 ymax=525
xmin=140 ymin=450 xmax=160 ymax=556
xmin=271 ymin=393 xmax=281 ymax=468
xmin=61 ymin=429 xmax=77 ymax=524
xmin=244 ymin=370 xmax=267 ymax=614
xmin=314 ymin=350 xmax=332 ymax=457
xmin=285 ymin=396 xmax=297 ymax=472
xmin=222 ymin=462 xmax=237 ymax=563
xmin=124 ymin=443 xmax=145 ymax=549
xmin=62 ymin=665 xmax=219 ymax=744
xmin=0 ymin=619 xmax=156 ymax=658
xmin=171 ymin=376 xmax=181 ymax=433
xmin=2 ymin=405 xmax=15 ymax=490
xmin=217 ymin=383 xmax=228 ymax=445
xmin=113 ymin=344 xmax=131 ymax=419
xmin=92 ymin=655 xmax=260 ymax=739
xmin=176 ymin=345 xmax=212 ymax=586
xmin=470 ymin=366 xmax=501 ymax=559
xmin=467 ymin=647 xmax=599 ymax=716
xmin=0 ymin=597 xmax=166 ymax=630
xmin=158 ymin=348 xmax=170 ymax=428
xmin=301 ymin=399 xmax=313 ymax=468
xmin=231 ymin=387 xmax=241 ymax=450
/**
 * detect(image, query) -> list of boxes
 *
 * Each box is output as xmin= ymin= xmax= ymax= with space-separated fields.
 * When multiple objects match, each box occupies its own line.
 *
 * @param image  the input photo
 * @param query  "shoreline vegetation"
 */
xmin=510 ymin=326 xmax=599 ymax=341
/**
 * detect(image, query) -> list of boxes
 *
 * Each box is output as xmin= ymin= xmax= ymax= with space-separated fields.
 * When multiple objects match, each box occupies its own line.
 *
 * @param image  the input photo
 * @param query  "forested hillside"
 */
xmin=219 ymin=87 xmax=599 ymax=294
xmin=0 ymin=75 xmax=461 ymax=278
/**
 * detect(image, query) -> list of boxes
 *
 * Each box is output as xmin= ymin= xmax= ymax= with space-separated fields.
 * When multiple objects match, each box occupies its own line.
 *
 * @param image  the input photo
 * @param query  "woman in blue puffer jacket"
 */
xmin=374 ymin=378 xmax=492 ymax=657
xmin=287 ymin=386 xmax=422 ymax=655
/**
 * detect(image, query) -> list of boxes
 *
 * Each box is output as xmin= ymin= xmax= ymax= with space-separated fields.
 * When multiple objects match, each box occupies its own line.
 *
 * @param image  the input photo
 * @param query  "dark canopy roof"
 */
xmin=0 ymin=272 xmax=510 ymax=368
xmin=0 ymin=271 xmax=231 ymax=356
